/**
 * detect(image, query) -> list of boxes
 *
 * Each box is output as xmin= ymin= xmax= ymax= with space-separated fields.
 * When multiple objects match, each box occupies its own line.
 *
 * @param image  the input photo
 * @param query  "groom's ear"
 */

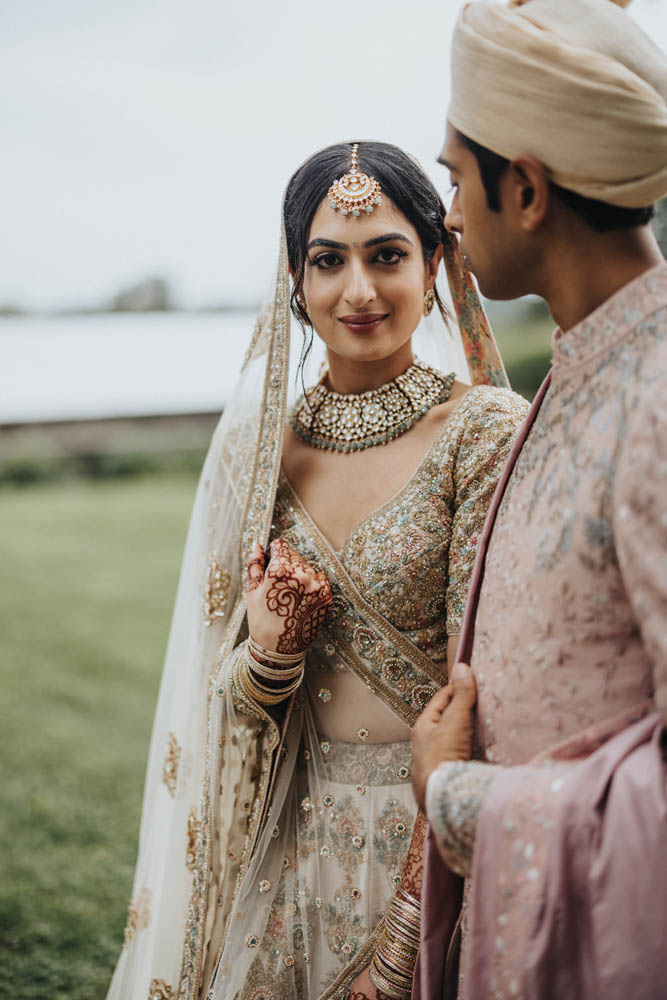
xmin=506 ymin=156 xmax=550 ymax=232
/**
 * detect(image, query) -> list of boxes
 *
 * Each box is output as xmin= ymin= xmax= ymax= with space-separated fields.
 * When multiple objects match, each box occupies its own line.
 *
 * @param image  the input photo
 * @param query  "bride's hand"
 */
xmin=246 ymin=538 xmax=333 ymax=657
xmin=347 ymin=966 xmax=392 ymax=1000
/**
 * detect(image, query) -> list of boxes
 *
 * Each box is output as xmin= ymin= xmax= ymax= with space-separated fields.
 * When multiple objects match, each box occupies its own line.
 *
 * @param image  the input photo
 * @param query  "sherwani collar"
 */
xmin=551 ymin=261 xmax=667 ymax=373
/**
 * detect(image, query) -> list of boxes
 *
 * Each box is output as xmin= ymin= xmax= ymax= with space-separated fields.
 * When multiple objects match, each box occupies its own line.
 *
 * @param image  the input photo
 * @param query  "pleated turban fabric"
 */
xmin=449 ymin=0 xmax=667 ymax=207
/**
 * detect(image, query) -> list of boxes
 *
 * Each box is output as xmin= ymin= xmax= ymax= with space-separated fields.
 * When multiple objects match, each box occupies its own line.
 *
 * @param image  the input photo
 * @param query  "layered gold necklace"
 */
xmin=290 ymin=360 xmax=456 ymax=453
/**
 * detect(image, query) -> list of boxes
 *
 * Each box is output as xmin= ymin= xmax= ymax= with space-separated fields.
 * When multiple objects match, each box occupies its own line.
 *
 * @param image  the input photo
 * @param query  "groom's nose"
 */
xmin=445 ymin=199 xmax=462 ymax=236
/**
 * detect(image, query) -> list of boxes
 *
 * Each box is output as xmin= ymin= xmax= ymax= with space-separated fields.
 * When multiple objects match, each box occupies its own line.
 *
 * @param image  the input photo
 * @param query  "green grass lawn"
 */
xmin=0 ymin=475 xmax=198 ymax=999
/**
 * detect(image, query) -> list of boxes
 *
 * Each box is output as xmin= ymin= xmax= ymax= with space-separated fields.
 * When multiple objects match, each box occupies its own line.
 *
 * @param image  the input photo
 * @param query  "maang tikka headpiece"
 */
xmin=327 ymin=143 xmax=382 ymax=218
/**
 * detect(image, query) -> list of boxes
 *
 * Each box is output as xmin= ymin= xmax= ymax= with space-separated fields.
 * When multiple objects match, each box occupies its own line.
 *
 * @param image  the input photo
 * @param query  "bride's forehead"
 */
xmin=307 ymin=195 xmax=414 ymax=244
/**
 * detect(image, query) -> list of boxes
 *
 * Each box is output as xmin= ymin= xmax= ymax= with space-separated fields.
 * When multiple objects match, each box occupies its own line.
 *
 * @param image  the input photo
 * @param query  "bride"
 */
xmin=107 ymin=141 xmax=528 ymax=1000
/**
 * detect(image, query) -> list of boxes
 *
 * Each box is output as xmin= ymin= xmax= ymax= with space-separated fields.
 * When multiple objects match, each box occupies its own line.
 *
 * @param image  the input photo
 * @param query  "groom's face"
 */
xmin=438 ymin=122 xmax=526 ymax=300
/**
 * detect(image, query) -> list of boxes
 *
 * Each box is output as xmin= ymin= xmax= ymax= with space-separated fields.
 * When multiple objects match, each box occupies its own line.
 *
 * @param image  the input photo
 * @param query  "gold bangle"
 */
xmin=369 ymin=956 xmax=411 ymax=999
xmin=244 ymin=657 xmax=304 ymax=697
xmin=238 ymin=656 xmax=303 ymax=706
xmin=245 ymin=644 xmax=305 ymax=680
xmin=247 ymin=636 xmax=306 ymax=665
xmin=239 ymin=668 xmax=287 ymax=706
xmin=243 ymin=669 xmax=302 ymax=704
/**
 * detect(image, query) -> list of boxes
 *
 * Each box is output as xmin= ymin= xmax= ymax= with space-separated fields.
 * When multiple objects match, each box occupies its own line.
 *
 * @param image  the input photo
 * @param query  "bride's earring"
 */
xmin=423 ymin=289 xmax=435 ymax=317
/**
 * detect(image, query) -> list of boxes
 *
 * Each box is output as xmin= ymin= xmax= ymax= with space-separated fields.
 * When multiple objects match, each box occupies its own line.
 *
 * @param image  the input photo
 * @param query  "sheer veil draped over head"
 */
xmin=106 ymin=147 xmax=509 ymax=1000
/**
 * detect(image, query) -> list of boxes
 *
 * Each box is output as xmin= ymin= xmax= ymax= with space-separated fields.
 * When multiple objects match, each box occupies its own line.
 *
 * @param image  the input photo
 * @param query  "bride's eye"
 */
xmin=309 ymin=252 xmax=342 ymax=270
xmin=375 ymin=248 xmax=407 ymax=265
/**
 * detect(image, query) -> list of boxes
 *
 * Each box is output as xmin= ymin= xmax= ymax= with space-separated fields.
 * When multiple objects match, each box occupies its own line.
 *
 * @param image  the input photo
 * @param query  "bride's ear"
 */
xmin=426 ymin=243 xmax=444 ymax=287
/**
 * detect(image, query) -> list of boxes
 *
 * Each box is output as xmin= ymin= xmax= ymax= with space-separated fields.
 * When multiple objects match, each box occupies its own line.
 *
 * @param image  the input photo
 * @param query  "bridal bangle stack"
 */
xmin=239 ymin=638 xmax=306 ymax=706
xmin=370 ymin=887 xmax=422 ymax=999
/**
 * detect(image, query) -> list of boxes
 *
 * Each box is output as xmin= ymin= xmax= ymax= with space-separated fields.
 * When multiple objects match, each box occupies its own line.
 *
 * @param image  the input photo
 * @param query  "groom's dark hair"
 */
xmin=456 ymin=130 xmax=655 ymax=233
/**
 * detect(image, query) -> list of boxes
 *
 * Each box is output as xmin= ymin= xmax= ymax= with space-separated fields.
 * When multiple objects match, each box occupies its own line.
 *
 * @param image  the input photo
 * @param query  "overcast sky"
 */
xmin=3 ymin=0 xmax=666 ymax=311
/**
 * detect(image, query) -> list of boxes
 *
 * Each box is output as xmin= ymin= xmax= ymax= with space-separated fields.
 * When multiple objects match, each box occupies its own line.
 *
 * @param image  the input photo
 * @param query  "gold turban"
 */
xmin=449 ymin=0 xmax=667 ymax=207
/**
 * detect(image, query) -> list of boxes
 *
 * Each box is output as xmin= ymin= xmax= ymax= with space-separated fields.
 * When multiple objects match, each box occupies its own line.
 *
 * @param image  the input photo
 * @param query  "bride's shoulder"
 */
xmin=458 ymin=382 xmax=528 ymax=417
xmin=431 ymin=381 xmax=529 ymax=433
xmin=443 ymin=383 xmax=530 ymax=449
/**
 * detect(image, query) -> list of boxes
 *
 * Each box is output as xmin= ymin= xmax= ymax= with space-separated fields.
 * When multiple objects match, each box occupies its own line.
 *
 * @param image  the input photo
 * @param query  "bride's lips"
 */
xmin=338 ymin=313 xmax=388 ymax=334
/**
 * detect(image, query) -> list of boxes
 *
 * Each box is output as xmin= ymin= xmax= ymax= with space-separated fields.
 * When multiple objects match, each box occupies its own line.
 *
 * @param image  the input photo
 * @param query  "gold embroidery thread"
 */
xmin=186 ymin=809 xmax=200 ymax=873
xmin=124 ymin=887 xmax=151 ymax=946
xmin=162 ymin=732 xmax=181 ymax=798
xmin=204 ymin=558 xmax=231 ymax=626
xmin=148 ymin=979 xmax=173 ymax=1000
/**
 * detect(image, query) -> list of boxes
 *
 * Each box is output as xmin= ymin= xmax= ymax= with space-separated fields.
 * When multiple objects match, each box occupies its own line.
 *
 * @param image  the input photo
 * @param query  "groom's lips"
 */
xmin=338 ymin=313 xmax=388 ymax=334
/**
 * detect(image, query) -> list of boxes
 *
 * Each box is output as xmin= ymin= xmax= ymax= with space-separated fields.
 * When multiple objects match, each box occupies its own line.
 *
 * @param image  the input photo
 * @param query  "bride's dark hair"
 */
xmin=284 ymin=141 xmax=450 ymax=333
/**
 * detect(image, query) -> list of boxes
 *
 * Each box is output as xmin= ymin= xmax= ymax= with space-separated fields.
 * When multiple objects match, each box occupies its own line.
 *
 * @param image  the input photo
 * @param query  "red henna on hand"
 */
xmin=246 ymin=537 xmax=333 ymax=657
xmin=246 ymin=543 xmax=266 ymax=592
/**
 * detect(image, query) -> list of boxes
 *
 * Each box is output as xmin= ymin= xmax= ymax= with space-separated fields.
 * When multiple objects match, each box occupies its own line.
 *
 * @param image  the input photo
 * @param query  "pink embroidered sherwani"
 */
xmin=421 ymin=263 xmax=667 ymax=999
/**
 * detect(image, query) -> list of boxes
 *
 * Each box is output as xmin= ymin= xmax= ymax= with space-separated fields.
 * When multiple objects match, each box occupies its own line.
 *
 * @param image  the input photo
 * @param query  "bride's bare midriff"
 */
xmin=305 ymin=669 xmax=413 ymax=743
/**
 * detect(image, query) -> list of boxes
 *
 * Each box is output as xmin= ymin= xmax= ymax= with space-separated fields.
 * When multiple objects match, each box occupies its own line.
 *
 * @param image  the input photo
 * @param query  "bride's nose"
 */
xmin=342 ymin=259 xmax=376 ymax=308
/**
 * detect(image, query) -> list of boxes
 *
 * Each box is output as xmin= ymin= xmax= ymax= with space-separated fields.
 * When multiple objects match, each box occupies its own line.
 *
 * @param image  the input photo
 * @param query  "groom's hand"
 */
xmin=411 ymin=663 xmax=477 ymax=810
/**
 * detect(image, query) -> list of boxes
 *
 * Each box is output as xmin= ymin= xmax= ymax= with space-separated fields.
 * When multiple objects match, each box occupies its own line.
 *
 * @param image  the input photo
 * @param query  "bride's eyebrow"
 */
xmin=363 ymin=233 xmax=412 ymax=249
xmin=306 ymin=233 xmax=413 ymax=252
xmin=306 ymin=238 xmax=347 ymax=251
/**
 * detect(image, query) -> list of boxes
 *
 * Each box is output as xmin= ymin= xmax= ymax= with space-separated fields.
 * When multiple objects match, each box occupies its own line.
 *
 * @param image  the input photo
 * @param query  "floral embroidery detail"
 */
xmin=247 ymin=935 xmax=259 ymax=948
xmin=203 ymin=557 xmax=231 ymax=626
xmin=272 ymin=826 xmax=280 ymax=838
xmin=283 ymin=856 xmax=291 ymax=869
xmin=319 ymin=688 xmax=332 ymax=702
xmin=320 ymin=740 xmax=332 ymax=754
xmin=357 ymin=785 xmax=366 ymax=795
xmin=391 ymin=873 xmax=402 ymax=886
xmin=315 ymin=897 xmax=323 ymax=909
xmin=356 ymin=728 xmax=369 ymax=742
xmin=162 ymin=732 xmax=181 ymax=797
xmin=320 ymin=845 xmax=331 ymax=858
xmin=427 ymin=761 xmax=498 ymax=877
xmin=326 ymin=796 xmax=366 ymax=870
xmin=284 ymin=954 xmax=295 ymax=967
xmin=148 ymin=980 xmax=173 ymax=1000
xmin=323 ymin=793 xmax=335 ymax=807
xmin=397 ymin=765 xmax=410 ymax=780
xmin=373 ymin=799 xmax=413 ymax=875
xmin=259 ymin=880 xmax=272 ymax=894
xmin=349 ymin=887 xmax=361 ymax=901
xmin=303 ymin=952 xmax=310 ymax=963
xmin=322 ymin=883 xmax=367 ymax=962
xmin=124 ymin=887 xmax=151 ymax=945
xmin=185 ymin=808 xmax=200 ymax=873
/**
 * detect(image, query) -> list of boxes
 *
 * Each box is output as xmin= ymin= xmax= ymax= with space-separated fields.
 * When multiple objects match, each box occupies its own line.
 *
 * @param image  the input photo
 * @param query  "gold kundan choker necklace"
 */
xmin=290 ymin=360 xmax=456 ymax=453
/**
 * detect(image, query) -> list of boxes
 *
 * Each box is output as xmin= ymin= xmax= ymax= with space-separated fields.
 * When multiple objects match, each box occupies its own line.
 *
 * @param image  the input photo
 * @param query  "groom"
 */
xmin=411 ymin=0 xmax=667 ymax=997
